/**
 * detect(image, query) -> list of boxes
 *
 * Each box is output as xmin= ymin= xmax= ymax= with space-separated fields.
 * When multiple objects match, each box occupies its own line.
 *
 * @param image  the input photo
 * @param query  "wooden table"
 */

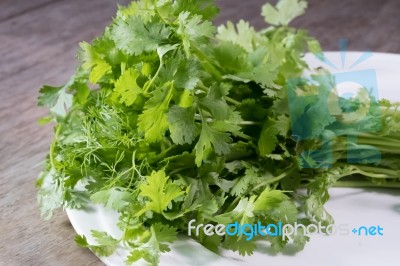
xmin=0 ymin=0 xmax=399 ymax=265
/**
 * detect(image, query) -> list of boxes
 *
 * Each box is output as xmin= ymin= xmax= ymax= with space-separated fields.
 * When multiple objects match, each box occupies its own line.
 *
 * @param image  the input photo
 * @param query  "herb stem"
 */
xmin=143 ymin=51 xmax=165 ymax=93
xmin=353 ymin=165 xmax=400 ymax=177
xmin=249 ymin=166 xmax=296 ymax=193
xmin=334 ymin=163 xmax=400 ymax=178
xmin=239 ymin=121 xmax=261 ymax=126
xmin=49 ymin=125 xmax=62 ymax=170
xmin=197 ymin=82 xmax=208 ymax=92
xmin=333 ymin=181 xmax=400 ymax=188
xmin=234 ymin=131 xmax=256 ymax=141
xmin=225 ymin=96 xmax=241 ymax=106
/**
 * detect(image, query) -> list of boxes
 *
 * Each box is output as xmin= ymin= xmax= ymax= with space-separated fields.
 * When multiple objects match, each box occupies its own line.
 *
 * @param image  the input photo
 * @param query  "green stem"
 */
xmin=346 ymin=132 xmax=400 ymax=143
xmin=148 ymin=145 xmax=175 ymax=165
xmin=334 ymin=163 xmax=400 ymax=179
xmin=127 ymin=151 xmax=137 ymax=189
xmin=333 ymin=181 xmax=400 ymax=189
xmin=226 ymin=96 xmax=241 ymax=106
xmin=49 ymin=125 xmax=62 ymax=170
xmin=197 ymin=82 xmax=208 ymax=92
xmin=143 ymin=59 xmax=163 ymax=94
xmin=197 ymin=102 xmax=256 ymax=142
xmin=355 ymin=137 xmax=400 ymax=148
xmin=354 ymin=165 xmax=400 ymax=177
xmin=249 ymin=166 xmax=296 ymax=193
xmin=239 ymin=121 xmax=262 ymax=126
xmin=233 ymin=131 xmax=256 ymax=141
xmin=106 ymin=163 xmax=139 ymax=189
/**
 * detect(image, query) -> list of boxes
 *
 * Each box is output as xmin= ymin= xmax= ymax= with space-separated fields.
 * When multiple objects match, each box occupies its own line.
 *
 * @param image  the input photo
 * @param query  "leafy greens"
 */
xmin=37 ymin=0 xmax=400 ymax=265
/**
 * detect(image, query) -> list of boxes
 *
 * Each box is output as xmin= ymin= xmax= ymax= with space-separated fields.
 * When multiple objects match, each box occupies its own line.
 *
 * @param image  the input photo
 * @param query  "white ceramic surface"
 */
xmin=67 ymin=52 xmax=400 ymax=266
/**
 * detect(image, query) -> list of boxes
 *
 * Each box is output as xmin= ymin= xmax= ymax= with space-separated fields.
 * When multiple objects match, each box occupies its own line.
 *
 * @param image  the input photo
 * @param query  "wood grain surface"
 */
xmin=0 ymin=0 xmax=399 ymax=265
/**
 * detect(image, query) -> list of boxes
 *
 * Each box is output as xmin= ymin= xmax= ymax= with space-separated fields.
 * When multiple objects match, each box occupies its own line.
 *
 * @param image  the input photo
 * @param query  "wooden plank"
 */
xmin=0 ymin=0 xmax=129 ymax=265
xmin=0 ymin=0 xmax=129 ymax=84
xmin=0 ymin=0 xmax=57 ymax=23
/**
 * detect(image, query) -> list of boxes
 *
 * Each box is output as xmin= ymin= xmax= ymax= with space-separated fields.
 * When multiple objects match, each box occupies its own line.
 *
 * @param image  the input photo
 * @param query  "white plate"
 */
xmin=67 ymin=52 xmax=400 ymax=266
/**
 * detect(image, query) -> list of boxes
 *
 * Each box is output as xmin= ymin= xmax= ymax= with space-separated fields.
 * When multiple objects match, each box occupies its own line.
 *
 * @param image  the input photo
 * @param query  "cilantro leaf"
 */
xmin=223 ymin=235 xmax=256 ymax=256
xmin=75 ymin=235 xmax=89 ymax=248
xmin=167 ymin=105 xmax=199 ymax=145
xmin=116 ymin=1 xmax=155 ymax=22
xmin=194 ymin=122 xmax=231 ymax=166
xmin=159 ymin=53 xmax=200 ymax=90
xmin=172 ymin=0 xmax=219 ymax=20
xmin=258 ymin=118 xmax=278 ymax=156
xmin=213 ymin=41 xmax=249 ymax=74
xmin=113 ymin=67 xmax=142 ymax=106
xmin=137 ymin=170 xmax=185 ymax=216
xmin=74 ymin=232 xmax=119 ymax=257
xmin=38 ymin=84 xmax=73 ymax=117
xmin=137 ymin=82 xmax=174 ymax=143
xmin=217 ymin=20 xmax=257 ymax=52
xmin=38 ymin=85 xmax=63 ymax=108
xmin=217 ymin=196 xmax=256 ymax=225
xmin=91 ymin=230 xmax=119 ymax=246
xmin=198 ymin=83 xmax=231 ymax=120
xmin=36 ymin=168 xmax=63 ymax=220
xmin=151 ymin=223 xmax=178 ymax=252
xmin=126 ymin=223 xmax=177 ymax=265
xmin=230 ymin=165 xmax=259 ymax=196
xmin=111 ymin=16 xmax=171 ymax=56
xmin=90 ymin=187 xmax=130 ymax=211
xmin=254 ymin=189 xmax=298 ymax=223
xmin=176 ymin=11 xmax=215 ymax=56
xmin=79 ymin=42 xmax=112 ymax=84
xmin=262 ymin=0 xmax=308 ymax=26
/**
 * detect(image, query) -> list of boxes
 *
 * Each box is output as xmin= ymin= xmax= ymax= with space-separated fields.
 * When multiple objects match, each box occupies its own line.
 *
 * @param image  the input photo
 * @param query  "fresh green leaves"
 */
xmin=159 ymin=54 xmax=200 ymax=89
xmin=137 ymin=170 xmax=185 ymax=216
xmin=258 ymin=118 xmax=278 ymax=156
xmin=75 ymin=231 xmax=119 ymax=257
xmin=126 ymin=223 xmax=178 ymax=265
xmin=198 ymin=83 xmax=231 ymax=120
xmin=262 ymin=0 xmax=307 ymax=26
xmin=36 ymin=168 xmax=63 ymax=220
xmin=172 ymin=0 xmax=219 ymax=20
xmin=138 ymin=82 xmax=174 ymax=142
xmin=194 ymin=122 xmax=231 ymax=166
xmin=111 ymin=16 xmax=171 ymax=56
xmin=79 ymin=42 xmax=112 ymax=83
xmin=37 ymin=0 xmax=400 ymax=265
xmin=113 ymin=67 xmax=142 ymax=106
xmin=167 ymin=105 xmax=198 ymax=145
xmin=177 ymin=11 xmax=215 ymax=55
xmin=91 ymin=187 xmax=131 ymax=211
xmin=217 ymin=20 xmax=257 ymax=52
xmin=38 ymin=85 xmax=72 ymax=117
